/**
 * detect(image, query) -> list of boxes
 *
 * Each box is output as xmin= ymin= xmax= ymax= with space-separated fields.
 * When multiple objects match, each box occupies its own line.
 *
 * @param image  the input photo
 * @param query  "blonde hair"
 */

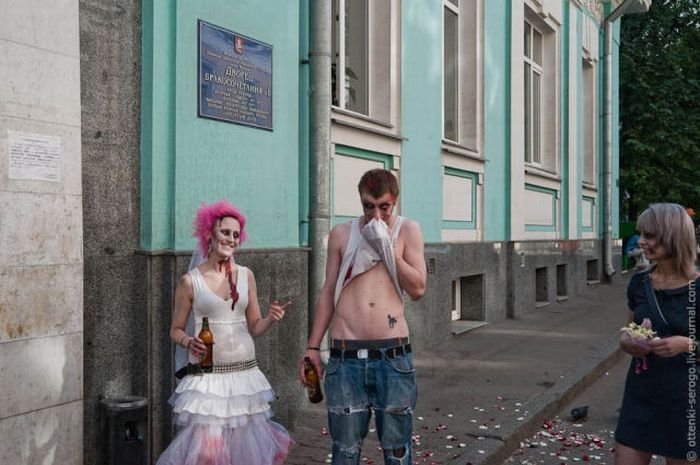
xmin=636 ymin=203 xmax=697 ymax=280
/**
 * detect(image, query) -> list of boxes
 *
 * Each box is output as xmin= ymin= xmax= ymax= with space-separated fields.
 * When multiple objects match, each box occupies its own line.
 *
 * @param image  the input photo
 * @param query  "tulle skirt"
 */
xmin=156 ymin=369 xmax=294 ymax=465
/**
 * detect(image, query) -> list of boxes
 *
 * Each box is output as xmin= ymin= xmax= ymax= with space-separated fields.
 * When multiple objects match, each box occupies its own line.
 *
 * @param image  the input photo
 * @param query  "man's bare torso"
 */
xmin=329 ymin=219 xmax=408 ymax=340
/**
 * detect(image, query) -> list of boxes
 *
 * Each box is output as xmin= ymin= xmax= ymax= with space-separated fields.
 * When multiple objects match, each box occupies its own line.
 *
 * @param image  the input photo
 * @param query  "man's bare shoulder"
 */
xmin=329 ymin=220 xmax=352 ymax=241
xmin=398 ymin=217 xmax=423 ymax=236
xmin=327 ymin=220 xmax=354 ymax=257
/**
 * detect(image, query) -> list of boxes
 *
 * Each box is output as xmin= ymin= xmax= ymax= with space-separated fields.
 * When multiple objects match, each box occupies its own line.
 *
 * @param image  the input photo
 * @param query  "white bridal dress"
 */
xmin=156 ymin=264 xmax=293 ymax=465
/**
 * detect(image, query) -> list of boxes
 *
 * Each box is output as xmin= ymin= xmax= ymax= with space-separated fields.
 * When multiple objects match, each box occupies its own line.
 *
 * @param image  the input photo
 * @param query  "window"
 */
xmin=451 ymin=279 xmax=460 ymax=321
xmin=331 ymin=0 xmax=392 ymax=121
xmin=444 ymin=1 xmax=459 ymax=141
xmin=332 ymin=0 xmax=368 ymax=114
xmin=524 ymin=21 xmax=543 ymax=165
xmin=521 ymin=7 xmax=559 ymax=173
xmin=442 ymin=0 xmax=481 ymax=151
xmin=582 ymin=60 xmax=596 ymax=185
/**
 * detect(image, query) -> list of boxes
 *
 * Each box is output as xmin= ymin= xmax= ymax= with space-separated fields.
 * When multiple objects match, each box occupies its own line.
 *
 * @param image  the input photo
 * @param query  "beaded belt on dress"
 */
xmin=175 ymin=358 xmax=258 ymax=379
xmin=211 ymin=359 xmax=258 ymax=373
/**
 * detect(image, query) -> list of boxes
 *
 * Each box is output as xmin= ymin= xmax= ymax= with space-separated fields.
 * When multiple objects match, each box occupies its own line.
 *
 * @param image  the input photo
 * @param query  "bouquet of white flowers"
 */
xmin=620 ymin=318 xmax=658 ymax=349
xmin=620 ymin=318 xmax=659 ymax=374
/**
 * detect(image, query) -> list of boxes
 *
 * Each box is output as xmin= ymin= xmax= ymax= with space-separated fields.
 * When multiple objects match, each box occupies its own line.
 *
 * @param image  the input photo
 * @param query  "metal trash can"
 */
xmin=101 ymin=396 xmax=148 ymax=465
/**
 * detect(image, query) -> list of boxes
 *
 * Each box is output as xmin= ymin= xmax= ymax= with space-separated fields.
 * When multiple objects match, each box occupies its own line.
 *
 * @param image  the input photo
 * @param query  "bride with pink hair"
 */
xmin=156 ymin=199 xmax=293 ymax=465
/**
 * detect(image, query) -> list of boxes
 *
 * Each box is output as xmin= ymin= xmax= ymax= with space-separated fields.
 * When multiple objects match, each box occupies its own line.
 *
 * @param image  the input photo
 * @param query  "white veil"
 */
xmin=174 ymin=248 xmax=208 ymax=373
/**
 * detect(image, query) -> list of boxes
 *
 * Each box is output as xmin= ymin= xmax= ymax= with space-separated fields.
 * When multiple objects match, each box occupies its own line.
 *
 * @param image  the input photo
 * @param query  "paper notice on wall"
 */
xmin=8 ymin=131 xmax=62 ymax=182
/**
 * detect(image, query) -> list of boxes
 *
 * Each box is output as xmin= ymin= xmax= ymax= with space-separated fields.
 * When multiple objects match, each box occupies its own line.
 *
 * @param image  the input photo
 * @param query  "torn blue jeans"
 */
xmin=324 ymin=351 xmax=417 ymax=465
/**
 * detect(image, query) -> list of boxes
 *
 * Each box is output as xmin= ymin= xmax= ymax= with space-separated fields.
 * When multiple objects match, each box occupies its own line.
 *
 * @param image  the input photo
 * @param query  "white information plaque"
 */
xmin=8 ymin=131 xmax=62 ymax=182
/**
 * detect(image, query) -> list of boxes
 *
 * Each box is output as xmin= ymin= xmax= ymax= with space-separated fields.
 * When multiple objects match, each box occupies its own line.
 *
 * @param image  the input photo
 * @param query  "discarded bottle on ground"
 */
xmin=303 ymin=357 xmax=323 ymax=403
xmin=198 ymin=317 xmax=214 ymax=369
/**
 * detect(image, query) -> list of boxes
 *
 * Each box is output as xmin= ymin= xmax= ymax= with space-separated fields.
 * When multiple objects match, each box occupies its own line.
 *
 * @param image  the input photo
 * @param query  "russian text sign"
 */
xmin=198 ymin=20 xmax=273 ymax=130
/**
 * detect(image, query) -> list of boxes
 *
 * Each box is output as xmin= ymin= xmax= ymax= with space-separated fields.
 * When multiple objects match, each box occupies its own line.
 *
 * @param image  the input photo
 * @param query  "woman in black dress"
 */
xmin=615 ymin=203 xmax=700 ymax=464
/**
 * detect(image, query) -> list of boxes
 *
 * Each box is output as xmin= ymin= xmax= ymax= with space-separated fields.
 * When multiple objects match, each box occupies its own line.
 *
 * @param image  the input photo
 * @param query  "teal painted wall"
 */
xmin=482 ymin=1 xmax=511 ymax=241
xmin=141 ymin=0 xmax=176 ymax=250
xmin=560 ymin=0 xmax=570 ymax=239
xmin=401 ymin=1 xmax=444 ymax=243
xmin=298 ymin=0 xmax=310 ymax=246
xmin=141 ymin=1 xmax=300 ymax=251
xmin=575 ymin=9 xmax=584 ymax=238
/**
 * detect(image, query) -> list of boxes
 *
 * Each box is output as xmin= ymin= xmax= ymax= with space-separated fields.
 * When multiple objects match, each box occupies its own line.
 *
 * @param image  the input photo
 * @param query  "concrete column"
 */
xmin=0 ymin=1 xmax=83 ymax=465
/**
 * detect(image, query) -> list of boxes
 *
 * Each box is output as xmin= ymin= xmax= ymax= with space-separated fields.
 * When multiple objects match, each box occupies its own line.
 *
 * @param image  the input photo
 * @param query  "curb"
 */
xmin=450 ymin=343 xmax=624 ymax=465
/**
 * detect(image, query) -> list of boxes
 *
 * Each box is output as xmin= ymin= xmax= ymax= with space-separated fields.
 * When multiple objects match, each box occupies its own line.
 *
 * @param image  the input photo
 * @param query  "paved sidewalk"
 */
xmin=285 ymin=275 xmax=630 ymax=465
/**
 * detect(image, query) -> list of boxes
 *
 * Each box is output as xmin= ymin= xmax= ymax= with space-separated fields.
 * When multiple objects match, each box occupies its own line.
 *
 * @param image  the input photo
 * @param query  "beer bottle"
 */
xmin=303 ymin=357 xmax=323 ymax=403
xmin=198 ymin=317 xmax=214 ymax=369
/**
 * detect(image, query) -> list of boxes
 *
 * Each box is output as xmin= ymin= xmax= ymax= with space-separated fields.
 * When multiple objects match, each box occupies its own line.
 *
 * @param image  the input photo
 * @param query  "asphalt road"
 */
xmin=504 ymin=353 xmax=664 ymax=465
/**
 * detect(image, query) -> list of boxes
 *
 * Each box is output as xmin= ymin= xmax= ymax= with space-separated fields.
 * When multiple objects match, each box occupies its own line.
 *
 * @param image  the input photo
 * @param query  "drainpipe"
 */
xmin=308 ymin=0 xmax=332 ymax=326
xmin=602 ymin=0 xmax=651 ymax=278
xmin=603 ymin=19 xmax=616 ymax=278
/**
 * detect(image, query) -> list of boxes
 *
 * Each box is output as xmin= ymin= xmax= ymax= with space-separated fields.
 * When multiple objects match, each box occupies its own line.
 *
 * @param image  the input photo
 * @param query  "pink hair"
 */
xmin=193 ymin=199 xmax=247 ymax=256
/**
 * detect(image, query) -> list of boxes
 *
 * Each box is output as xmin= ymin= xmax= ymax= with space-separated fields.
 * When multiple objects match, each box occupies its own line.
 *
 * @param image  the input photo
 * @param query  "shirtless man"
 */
xmin=299 ymin=169 xmax=427 ymax=465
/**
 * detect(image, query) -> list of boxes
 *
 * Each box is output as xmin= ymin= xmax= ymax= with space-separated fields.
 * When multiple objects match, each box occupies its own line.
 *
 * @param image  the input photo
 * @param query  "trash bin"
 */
xmin=101 ymin=396 xmax=148 ymax=465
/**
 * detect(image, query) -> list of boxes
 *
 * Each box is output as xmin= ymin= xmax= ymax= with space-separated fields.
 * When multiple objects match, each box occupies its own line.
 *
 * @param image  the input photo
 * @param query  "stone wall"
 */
xmin=406 ymin=240 xmax=616 ymax=351
xmin=0 ymin=1 xmax=83 ymax=464
xmin=79 ymin=1 xmax=144 ymax=464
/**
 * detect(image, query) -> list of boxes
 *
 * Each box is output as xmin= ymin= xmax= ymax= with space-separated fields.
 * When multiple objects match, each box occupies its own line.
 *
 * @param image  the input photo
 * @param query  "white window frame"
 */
xmin=333 ymin=0 xmax=368 ymax=115
xmin=524 ymin=20 xmax=543 ymax=166
xmin=582 ymin=59 xmax=597 ymax=186
xmin=442 ymin=0 xmax=482 ymax=154
xmin=521 ymin=4 xmax=560 ymax=175
xmin=443 ymin=0 xmax=460 ymax=143
xmin=331 ymin=0 xmax=395 ymax=124
xmin=451 ymin=279 xmax=461 ymax=321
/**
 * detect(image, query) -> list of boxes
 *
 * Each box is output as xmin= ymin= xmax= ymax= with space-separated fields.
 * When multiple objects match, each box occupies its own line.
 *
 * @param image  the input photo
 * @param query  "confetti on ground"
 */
xmin=504 ymin=417 xmax=619 ymax=464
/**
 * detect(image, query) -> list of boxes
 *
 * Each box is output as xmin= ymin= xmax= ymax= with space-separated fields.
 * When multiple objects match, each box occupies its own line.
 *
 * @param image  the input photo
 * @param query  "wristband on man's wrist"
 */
xmin=306 ymin=346 xmax=320 ymax=351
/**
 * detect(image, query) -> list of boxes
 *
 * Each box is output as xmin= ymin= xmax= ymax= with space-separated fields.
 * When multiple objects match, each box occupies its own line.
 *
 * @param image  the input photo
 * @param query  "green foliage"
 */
xmin=619 ymin=0 xmax=700 ymax=220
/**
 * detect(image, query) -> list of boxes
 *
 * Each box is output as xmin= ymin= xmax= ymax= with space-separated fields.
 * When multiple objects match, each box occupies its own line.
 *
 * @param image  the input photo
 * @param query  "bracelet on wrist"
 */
xmin=307 ymin=346 xmax=320 ymax=351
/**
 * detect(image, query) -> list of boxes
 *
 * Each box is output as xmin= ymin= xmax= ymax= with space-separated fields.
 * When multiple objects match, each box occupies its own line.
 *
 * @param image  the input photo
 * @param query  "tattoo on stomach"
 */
xmin=388 ymin=314 xmax=397 ymax=328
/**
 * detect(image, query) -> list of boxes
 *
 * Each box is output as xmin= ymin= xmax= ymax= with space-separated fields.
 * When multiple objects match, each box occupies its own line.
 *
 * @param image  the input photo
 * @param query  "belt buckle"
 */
xmin=357 ymin=349 xmax=368 ymax=359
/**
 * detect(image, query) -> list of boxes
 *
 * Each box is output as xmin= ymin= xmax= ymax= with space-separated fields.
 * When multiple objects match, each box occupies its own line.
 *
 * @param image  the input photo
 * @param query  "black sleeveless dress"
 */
xmin=615 ymin=271 xmax=699 ymax=459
